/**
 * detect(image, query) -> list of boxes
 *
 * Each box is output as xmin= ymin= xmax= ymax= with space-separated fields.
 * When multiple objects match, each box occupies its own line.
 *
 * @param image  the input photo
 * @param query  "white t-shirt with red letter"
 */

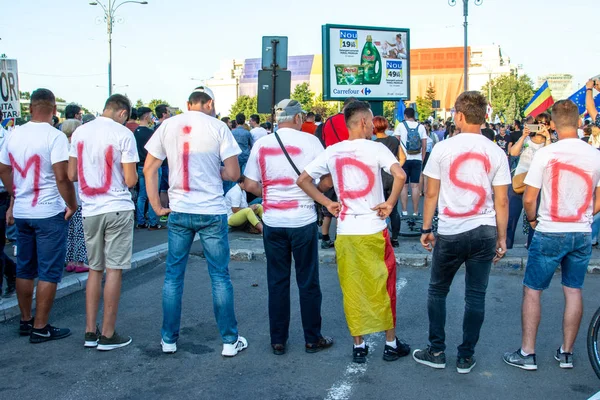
xmin=244 ymin=128 xmax=324 ymax=228
xmin=145 ymin=111 xmax=241 ymax=215
xmin=70 ymin=116 xmax=139 ymax=217
xmin=524 ymin=138 xmax=600 ymax=233
xmin=304 ymin=139 xmax=399 ymax=235
xmin=423 ymin=134 xmax=511 ymax=235
xmin=0 ymin=121 xmax=69 ymax=219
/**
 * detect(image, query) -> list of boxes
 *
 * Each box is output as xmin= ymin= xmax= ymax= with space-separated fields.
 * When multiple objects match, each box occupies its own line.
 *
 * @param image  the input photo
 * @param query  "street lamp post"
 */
xmin=89 ymin=1 xmax=148 ymax=97
xmin=448 ymin=0 xmax=483 ymax=92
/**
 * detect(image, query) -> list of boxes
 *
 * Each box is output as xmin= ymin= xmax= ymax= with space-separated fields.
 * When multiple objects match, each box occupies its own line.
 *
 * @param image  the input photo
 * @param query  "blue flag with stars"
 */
xmin=568 ymin=86 xmax=600 ymax=115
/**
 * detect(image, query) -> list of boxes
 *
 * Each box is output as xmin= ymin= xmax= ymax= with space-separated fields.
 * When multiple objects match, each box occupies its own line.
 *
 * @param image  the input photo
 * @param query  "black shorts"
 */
xmin=423 ymin=152 xmax=431 ymax=170
xmin=322 ymin=188 xmax=337 ymax=218
xmin=403 ymin=159 xmax=422 ymax=184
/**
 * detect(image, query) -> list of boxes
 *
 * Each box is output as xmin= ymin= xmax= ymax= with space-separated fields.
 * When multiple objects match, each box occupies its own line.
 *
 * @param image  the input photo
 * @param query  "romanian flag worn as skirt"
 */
xmin=335 ymin=229 xmax=397 ymax=337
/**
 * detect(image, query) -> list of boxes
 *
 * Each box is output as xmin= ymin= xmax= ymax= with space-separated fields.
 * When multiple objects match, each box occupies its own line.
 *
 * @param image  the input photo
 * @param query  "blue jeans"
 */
xmin=592 ymin=214 xmax=600 ymax=244
xmin=15 ymin=212 xmax=68 ymax=283
xmin=506 ymin=185 xmax=535 ymax=249
xmin=162 ymin=212 xmax=238 ymax=344
xmin=428 ymin=225 xmax=496 ymax=358
xmin=136 ymin=165 xmax=162 ymax=226
xmin=524 ymin=231 xmax=591 ymax=290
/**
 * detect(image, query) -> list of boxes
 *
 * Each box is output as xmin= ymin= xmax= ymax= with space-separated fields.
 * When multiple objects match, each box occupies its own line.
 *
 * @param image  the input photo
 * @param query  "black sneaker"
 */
xmin=391 ymin=239 xmax=400 ymax=248
xmin=503 ymin=349 xmax=537 ymax=371
xmin=413 ymin=347 xmax=446 ymax=369
xmin=457 ymin=356 xmax=476 ymax=374
xmin=136 ymin=223 xmax=149 ymax=229
xmin=2 ymin=282 xmax=15 ymax=298
xmin=84 ymin=326 xmax=101 ymax=348
xmin=554 ymin=348 xmax=573 ymax=369
xmin=19 ymin=318 xmax=34 ymax=336
xmin=353 ymin=345 xmax=369 ymax=364
xmin=29 ymin=324 xmax=71 ymax=343
xmin=321 ymin=240 xmax=334 ymax=249
xmin=97 ymin=332 xmax=132 ymax=351
xmin=383 ymin=337 xmax=411 ymax=361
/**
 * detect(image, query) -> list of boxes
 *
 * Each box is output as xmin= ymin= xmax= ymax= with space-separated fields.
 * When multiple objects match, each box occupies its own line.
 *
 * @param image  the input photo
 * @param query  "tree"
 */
xmin=291 ymin=83 xmax=314 ymax=111
xmin=19 ymin=91 xmax=31 ymax=100
xmin=228 ymin=95 xmax=270 ymax=122
xmin=311 ymin=94 xmax=340 ymax=119
xmin=504 ymin=93 xmax=519 ymax=125
xmin=481 ymin=74 xmax=534 ymax=120
xmin=135 ymin=99 xmax=144 ymax=108
xmin=416 ymin=96 xmax=432 ymax=121
xmin=56 ymin=97 xmax=67 ymax=103
xmin=425 ymin=83 xmax=436 ymax=105
xmin=148 ymin=99 xmax=170 ymax=113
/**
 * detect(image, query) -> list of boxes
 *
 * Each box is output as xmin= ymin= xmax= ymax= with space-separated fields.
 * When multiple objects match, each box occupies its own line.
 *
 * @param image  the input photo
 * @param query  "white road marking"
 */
xmin=324 ymin=277 xmax=409 ymax=400
xmin=588 ymin=391 xmax=600 ymax=400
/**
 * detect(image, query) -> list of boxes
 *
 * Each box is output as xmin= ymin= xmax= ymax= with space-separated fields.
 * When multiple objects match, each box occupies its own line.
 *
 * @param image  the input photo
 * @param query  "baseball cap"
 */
xmin=275 ymin=99 xmax=304 ymax=118
xmin=192 ymin=86 xmax=215 ymax=100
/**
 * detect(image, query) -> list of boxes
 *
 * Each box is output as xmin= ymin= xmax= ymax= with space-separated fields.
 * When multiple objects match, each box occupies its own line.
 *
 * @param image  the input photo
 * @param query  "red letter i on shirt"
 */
xmin=182 ymin=142 xmax=190 ymax=192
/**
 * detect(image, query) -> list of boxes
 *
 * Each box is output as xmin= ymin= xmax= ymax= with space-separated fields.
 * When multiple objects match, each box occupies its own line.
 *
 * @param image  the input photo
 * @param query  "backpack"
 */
xmin=403 ymin=121 xmax=422 ymax=155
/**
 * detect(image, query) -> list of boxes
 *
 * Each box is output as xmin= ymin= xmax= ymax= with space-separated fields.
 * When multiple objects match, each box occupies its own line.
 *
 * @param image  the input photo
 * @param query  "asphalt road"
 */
xmin=1 ymin=257 xmax=599 ymax=400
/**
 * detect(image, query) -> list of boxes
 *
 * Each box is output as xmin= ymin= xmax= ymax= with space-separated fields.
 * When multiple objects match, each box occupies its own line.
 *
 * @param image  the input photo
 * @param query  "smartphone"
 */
xmin=526 ymin=124 xmax=541 ymax=135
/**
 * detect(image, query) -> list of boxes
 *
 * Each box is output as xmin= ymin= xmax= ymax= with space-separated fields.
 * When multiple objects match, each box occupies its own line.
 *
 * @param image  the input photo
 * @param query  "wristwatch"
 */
xmin=420 ymin=228 xmax=433 ymax=234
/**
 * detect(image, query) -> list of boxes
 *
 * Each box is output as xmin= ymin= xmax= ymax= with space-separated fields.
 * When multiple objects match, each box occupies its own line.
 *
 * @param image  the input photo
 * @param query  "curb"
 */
xmin=0 ymin=237 xmax=198 ymax=323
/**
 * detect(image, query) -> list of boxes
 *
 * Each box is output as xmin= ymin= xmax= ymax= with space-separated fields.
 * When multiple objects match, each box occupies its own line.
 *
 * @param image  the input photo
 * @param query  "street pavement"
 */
xmin=1 ymin=256 xmax=599 ymax=400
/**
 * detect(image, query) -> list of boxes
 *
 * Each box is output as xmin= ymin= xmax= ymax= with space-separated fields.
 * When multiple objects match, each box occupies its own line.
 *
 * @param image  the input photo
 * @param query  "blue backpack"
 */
xmin=403 ymin=121 xmax=422 ymax=155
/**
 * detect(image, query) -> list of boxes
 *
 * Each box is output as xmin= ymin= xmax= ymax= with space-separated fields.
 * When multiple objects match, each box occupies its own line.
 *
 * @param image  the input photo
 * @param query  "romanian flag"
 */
xmin=335 ymin=230 xmax=396 ymax=336
xmin=524 ymin=81 xmax=554 ymax=118
xmin=1 ymin=119 xmax=14 ymax=129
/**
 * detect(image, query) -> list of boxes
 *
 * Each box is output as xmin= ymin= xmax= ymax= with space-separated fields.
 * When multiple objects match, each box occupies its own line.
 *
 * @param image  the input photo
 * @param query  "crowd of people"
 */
xmin=1 ymin=78 xmax=600 ymax=375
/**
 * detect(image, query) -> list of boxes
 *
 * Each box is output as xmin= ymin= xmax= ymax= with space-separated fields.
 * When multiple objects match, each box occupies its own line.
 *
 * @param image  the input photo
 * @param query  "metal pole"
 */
xmin=463 ymin=0 xmax=468 ymax=92
xmin=270 ymin=39 xmax=279 ymax=127
xmin=107 ymin=0 xmax=113 ymax=97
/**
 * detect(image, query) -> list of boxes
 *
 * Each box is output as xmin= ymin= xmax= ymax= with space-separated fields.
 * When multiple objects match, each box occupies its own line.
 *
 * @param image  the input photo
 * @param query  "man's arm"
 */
xmin=122 ymin=162 xmax=138 ymax=188
xmin=297 ymin=171 xmax=340 ymax=216
xmin=68 ymin=156 xmax=78 ymax=182
xmin=523 ymin=185 xmax=540 ymax=226
xmin=317 ymin=174 xmax=334 ymax=192
xmin=594 ymin=186 xmax=600 ymax=215
xmin=242 ymin=177 xmax=262 ymax=197
xmin=398 ymin=145 xmax=407 ymax=167
xmin=493 ymin=184 xmax=509 ymax=258
xmin=222 ymin=156 xmax=241 ymax=182
xmin=422 ymin=177 xmax=440 ymax=230
xmin=143 ymin=155 xmax=170 ymax=216
xmin=586 ymin=79 xmax=598 ymax=122
xmin=0 ymin=163 xmax=13 ymax=196
xmin=53 ymin=161 xmax=78 ymax=219
xmin=372 ymin=163 xmax=406 ymax=219
xmin=421 ymin=138 xmax=427 ymax=161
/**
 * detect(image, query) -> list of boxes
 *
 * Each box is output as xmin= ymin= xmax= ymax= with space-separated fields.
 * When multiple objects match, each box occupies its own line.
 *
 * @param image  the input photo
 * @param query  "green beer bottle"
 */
xmin=361 ymin=35 xmax=382 ymax=85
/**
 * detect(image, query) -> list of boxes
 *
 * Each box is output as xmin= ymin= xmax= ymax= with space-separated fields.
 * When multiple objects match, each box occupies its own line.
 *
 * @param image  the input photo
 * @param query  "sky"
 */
xmin=3 ymin=0 xmax=599 ymax=113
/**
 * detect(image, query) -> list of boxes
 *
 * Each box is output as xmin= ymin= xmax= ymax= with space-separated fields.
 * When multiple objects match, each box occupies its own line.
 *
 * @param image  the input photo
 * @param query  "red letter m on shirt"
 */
xmin=9 ymin=153 xmax=41 ymax=207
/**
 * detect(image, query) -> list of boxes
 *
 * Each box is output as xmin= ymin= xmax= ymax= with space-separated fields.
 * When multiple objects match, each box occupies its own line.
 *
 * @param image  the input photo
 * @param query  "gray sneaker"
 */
xmin=457 ymin=356 xmax=476 ymax=374
xmin=413 ymin=347 xmax=446 ymax=369
xmin=554 ymin=348 xmax=573 ymax=369
xmin=503 ymin=349 xmax=537 ymax=371
xmin=84 ymin=326 xmax=101 ymax=348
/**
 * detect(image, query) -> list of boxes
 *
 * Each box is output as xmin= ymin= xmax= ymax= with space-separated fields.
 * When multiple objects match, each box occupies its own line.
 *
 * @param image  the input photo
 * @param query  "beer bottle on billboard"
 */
xmin=361 ymin=35 xmax=382 ymax=85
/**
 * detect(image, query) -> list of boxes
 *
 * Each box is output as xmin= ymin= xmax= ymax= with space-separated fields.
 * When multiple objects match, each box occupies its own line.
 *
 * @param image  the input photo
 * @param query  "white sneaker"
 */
xmin=161 ymin=339 xmax=177 ymax=354
xmin=222 ymin=336 xmax=248 ymax=357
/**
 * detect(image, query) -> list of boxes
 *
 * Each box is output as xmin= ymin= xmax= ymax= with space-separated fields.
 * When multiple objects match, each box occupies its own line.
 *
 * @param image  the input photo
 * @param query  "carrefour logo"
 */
xmin=333 ymin=88 xmax=360 ymax=95
xmin=386 ymin=60 xmax=403 ymax=70
xmin=361 ymin=88 xmax=372 ymax=96
xmin=339 ymin=30 xmax=358 ymax=40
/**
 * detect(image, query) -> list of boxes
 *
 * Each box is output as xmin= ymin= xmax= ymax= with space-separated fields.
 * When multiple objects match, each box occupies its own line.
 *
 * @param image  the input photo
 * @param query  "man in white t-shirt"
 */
xmin=249 ymin=114 xmax=268 ymax=145
xmin=143 ymin=86 xmax=248 ymax=357
xmin=0 ymin=88 xmax=78 ymax=343
xmin=225 ymin=175 xmax=263 ymax=233
xmin=504 ymin=100 xmax=600 ymax=371
xmin=298 ymin=101 xmax=410 ymax=364
xmin=394 ymin=108 xmax=427 ymax=217
xmin=244 ymin=99 xmax=333 ymax=356
xmin=68 ymin=94 xmax=139 ymax=351
xmin=0 ymin=126 xmax=16 ymax=298
xmin=414 ymin=91 xmax=510 ymax=374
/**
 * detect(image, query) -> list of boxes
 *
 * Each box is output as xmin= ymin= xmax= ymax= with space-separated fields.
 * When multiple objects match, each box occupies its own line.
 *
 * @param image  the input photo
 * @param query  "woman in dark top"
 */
xmin=373 ymin=116 xmax=406 ymax=247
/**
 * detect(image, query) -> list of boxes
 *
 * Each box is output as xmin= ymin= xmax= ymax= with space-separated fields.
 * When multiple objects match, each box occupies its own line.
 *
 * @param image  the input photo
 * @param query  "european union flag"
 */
xmin=568 ymin=86 xmax=587 ymax=114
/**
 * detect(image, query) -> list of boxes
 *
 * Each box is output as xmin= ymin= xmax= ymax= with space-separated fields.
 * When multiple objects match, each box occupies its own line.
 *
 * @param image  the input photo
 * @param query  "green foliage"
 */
xmin=56 ymin=97 xmax=67 ymax=103
xmin=416 ymin=96 xmax=432 ymax=121
xmin=19 ymin=91 xmax=31 ymax=100
xmin=481 ymin=74 xmax=534 ymax=120
xmin=504 ymin=93 xmax=519 ymax=126
xmin=425 ymin=84 xmax=436 ymax=104
xmin=229 ymin=95 xmax=270 ymax=122
xmin=135 ymin=99 xmax=144 ymax=108
xmin=148 ymin=99 xmax=170 ymax=113
xmin=291 ymin=83 xmax=314 ymax=111
xmin=312 ymin=94 xmax=340 ymax=119
xmin=383 ymin=101 xmax=396 ymax=123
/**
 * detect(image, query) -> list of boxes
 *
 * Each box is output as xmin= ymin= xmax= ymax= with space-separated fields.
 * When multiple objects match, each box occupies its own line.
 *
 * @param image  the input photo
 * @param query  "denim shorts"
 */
xmin=524 ymin=231 xmax=592 ymax=290
xmin=402 ymin=160 xmax=422 ymax=184
xmin=15 ymin=212 xmax=68 ymax=283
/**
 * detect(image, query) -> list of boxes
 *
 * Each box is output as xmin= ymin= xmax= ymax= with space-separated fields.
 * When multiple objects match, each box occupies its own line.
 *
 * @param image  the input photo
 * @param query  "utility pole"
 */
xmin=448 ymin=0 xmax=483 ymax=92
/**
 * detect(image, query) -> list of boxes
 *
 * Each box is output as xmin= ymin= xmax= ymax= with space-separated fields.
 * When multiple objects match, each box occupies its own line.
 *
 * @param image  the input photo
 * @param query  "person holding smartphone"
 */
xmin=506 ymin=113 xmax=554 ymax=249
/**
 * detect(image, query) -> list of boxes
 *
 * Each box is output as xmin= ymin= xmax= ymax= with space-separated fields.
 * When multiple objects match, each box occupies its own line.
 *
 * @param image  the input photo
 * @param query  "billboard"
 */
xmin=0 ymin=59 xmax=20 ymax=119
xmin=322 ymin=24 xmax=410 ymax=101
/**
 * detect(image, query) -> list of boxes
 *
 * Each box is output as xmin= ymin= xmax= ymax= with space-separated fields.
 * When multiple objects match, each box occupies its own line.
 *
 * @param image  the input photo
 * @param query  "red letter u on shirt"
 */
xmin=77 ymin=143 xmax=113 ymax=196
xmin=9 ymin=153 xmax=41 ymax=207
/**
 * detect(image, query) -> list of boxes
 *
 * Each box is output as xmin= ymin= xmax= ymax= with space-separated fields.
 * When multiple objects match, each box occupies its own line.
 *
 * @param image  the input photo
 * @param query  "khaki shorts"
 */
xmin=83 ymin=210 xmax=134 ymax=271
